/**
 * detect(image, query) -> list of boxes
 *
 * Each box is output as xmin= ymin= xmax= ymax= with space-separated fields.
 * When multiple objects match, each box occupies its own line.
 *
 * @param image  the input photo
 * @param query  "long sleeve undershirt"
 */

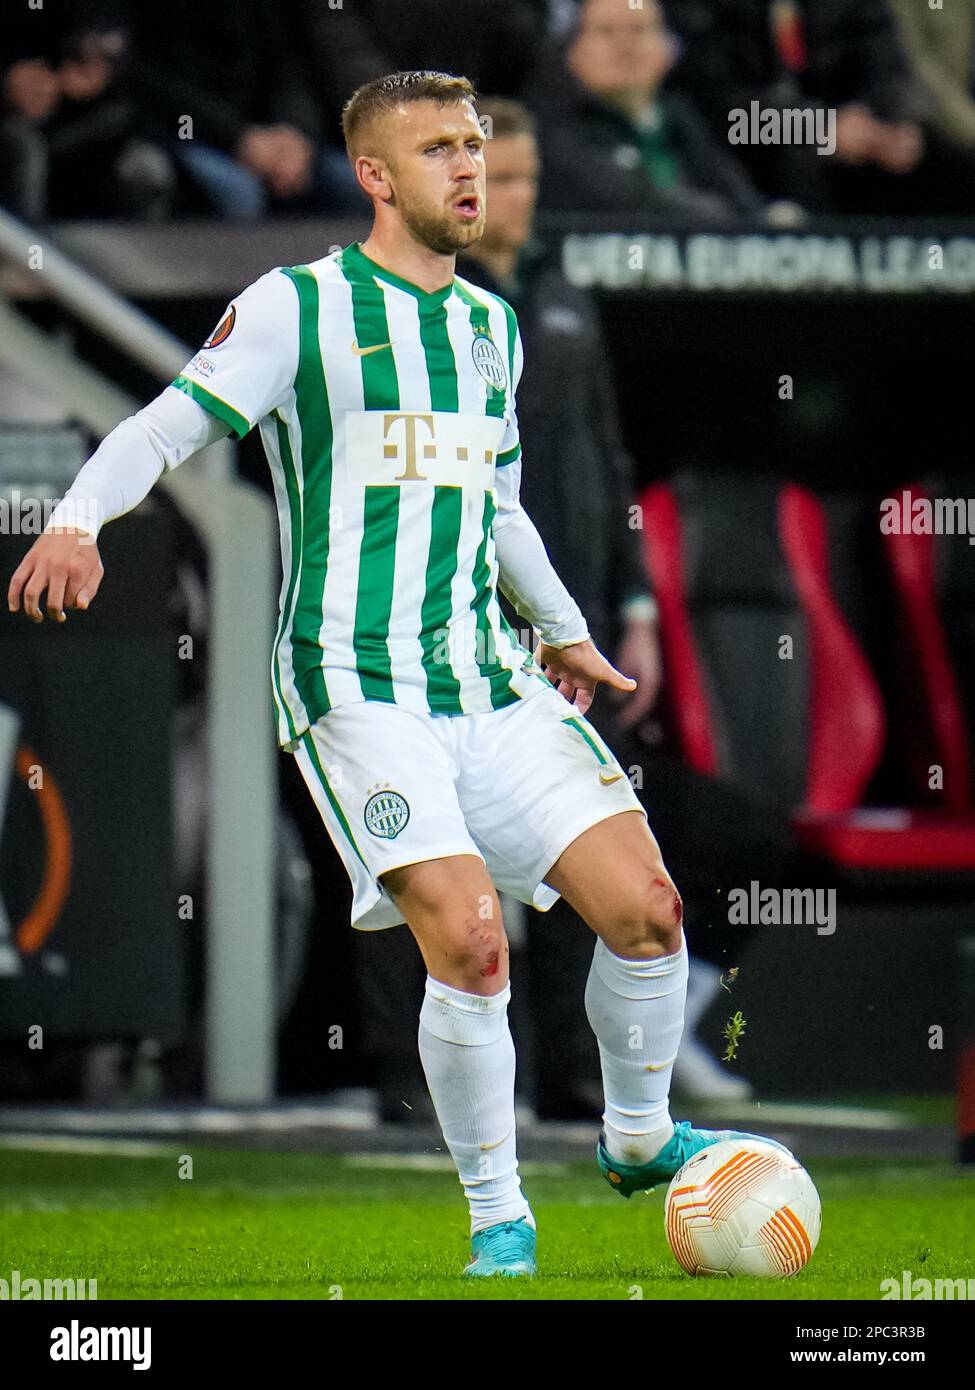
xmin=46 ymin=385 xmax=590 ymax=648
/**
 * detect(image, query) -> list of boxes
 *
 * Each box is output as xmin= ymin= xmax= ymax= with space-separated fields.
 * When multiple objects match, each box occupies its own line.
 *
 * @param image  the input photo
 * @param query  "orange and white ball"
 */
xmin=664 ymin=1139 xmax=821 ymax=1277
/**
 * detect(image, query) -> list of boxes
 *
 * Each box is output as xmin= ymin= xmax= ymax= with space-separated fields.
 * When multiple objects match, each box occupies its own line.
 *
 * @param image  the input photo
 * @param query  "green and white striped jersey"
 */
xmin=171 ymin=241 xmax=543 ymax=751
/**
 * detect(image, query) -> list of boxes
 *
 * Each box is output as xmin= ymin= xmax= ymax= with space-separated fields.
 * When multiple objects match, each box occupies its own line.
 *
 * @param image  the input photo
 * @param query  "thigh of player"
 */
xmin=294 ymin=702 xmax=508 ymax=990
xmin=459 ymin=684 xmax=677 ymax=957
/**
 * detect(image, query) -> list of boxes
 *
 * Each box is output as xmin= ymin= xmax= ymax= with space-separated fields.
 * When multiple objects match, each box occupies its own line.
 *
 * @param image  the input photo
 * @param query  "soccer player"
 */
xmin=7 ymin=71 xmax=783 ymax=1279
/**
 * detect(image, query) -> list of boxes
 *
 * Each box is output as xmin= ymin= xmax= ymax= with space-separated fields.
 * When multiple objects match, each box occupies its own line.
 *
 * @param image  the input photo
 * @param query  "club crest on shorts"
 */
xmin=364 ymin=788 xmax=410 ymax=839
xmin=471 ymin=335 xmax=507 ymax=391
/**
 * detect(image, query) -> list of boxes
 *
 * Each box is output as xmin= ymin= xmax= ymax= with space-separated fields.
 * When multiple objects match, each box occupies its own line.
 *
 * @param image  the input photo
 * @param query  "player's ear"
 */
xmin=355 ymin=154 xmax=393 ymax=204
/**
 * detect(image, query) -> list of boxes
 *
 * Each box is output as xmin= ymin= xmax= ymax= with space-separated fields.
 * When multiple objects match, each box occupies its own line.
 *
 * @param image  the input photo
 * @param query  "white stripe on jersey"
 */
xmin=445 ymin=287 xmax=489 ymax=417
xmin=261 ymin=388 xmax=309 ymax=744
xmin=314 ymin=257 xmax=367 ymax=709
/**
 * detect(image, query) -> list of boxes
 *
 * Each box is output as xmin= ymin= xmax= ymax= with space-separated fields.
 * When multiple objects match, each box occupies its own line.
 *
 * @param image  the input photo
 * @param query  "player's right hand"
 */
xmin=7 ymin=529 xmax=104 ymax=624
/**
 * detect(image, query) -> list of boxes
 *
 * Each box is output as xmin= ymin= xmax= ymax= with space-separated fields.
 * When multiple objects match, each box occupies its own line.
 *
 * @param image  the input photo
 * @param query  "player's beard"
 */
xmin=396 ymin=186 xmax=485 ymax=256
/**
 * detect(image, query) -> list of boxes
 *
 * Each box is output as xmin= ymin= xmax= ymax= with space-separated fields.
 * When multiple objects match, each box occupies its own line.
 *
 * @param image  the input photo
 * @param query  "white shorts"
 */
xmin=291 ymin=682 xmax=645 ymax=929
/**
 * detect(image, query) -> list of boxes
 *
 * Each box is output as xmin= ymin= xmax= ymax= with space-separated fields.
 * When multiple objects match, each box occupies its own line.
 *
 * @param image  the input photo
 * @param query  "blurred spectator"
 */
xmin=888 ymin=0 xmax=975 ymax=152
xmin=531 ymin=0 xmax=767 ymax=222
xmin=0 ymin=0 xmax=173 ymax=221
xmin=286 ymin=1 xmax=546 ymax=139
xmin=664 ymin=0 xmax=975 ymax=214
xmin=123 ymin=0 xmax=362 ymax=220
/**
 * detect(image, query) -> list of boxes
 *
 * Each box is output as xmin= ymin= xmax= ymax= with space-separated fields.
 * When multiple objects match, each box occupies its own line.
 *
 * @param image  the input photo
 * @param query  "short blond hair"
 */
xmin=342 ymin=70 xmax=478 ymax=160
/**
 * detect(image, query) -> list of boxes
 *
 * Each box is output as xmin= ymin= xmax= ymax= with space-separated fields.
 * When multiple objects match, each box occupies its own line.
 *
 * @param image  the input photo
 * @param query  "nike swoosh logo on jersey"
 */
xmin=599 ymin=768 xmax=625 ymax=785
xmin=351 ymin=340 xmax=393 ymax=356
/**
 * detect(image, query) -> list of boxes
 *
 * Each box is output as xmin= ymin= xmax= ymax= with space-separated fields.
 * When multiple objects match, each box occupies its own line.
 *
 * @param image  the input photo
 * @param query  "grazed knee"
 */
xmin=598 ymin=866 xmax=683 ymax=959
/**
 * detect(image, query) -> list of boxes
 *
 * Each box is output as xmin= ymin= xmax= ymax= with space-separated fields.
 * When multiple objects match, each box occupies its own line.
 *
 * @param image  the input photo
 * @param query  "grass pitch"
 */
xmin=1 ymin=1144 xmax=972 ymax=1299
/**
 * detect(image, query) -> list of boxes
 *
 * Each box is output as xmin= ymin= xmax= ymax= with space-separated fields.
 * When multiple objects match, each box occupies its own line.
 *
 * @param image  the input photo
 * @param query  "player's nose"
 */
xmin=454 ymin=149 xmax=479 ymax=179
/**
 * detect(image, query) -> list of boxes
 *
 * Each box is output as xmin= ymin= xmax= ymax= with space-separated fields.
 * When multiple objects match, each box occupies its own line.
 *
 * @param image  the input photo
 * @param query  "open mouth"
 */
xmin=453 ymin=194 xmax=481 ymax=219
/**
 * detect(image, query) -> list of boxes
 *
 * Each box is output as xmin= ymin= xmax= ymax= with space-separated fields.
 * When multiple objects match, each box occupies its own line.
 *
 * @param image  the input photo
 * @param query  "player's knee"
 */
xmin=439 ymin=911 xmax=508 ymax=991
xmin=601 ymin=867 xmax=683 ymax=959
xmin=383 ymin=860 xmax=509 ymax=990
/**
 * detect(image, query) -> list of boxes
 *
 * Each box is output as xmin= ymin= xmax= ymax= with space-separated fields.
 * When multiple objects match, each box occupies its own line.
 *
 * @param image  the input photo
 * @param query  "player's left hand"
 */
xmin=536 ymin=637 xmax=636 ymax=716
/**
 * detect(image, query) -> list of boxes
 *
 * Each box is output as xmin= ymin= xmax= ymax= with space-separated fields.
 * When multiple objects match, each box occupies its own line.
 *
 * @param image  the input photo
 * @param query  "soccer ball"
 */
xmin=664 ymin=1138 xmax=821 ymax=1277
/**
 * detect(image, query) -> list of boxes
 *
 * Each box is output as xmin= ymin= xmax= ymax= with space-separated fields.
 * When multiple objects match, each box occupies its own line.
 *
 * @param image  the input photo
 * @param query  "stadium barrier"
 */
xmin=0 ymin=208 xmax=278 ymax=1102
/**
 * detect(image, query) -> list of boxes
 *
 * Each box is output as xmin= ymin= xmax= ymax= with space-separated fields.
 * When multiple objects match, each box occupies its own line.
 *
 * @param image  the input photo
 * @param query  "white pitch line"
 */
xmin=341 ymin=1154 xmax=571 ymax=1175
xmin=708 ymin=1103 xmax=911 ymax=1130
xmin=0 ymin=1101 xmax=919 ymax=1137
xmin=0 ymin=1105 xmax=376 ymax=1133
xmin=0 ymin=1133 xmax=178 ymax=1157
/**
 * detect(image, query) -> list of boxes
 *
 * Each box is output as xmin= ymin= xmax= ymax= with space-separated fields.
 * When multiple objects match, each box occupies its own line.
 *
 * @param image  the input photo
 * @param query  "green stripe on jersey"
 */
xmin=271 ymin=413 xmax=303 ymax=746
xmin=420 ymin=487 xmax=464 ymax=711
xmin=470 ymin=492 xmax=516 ymax=709
xmin=353 ymin=487 xmax=400 ymax=701
xmin=452 ymin=281 xmax=507 ymax=418
xmin=419 ymin=298 xmax=459 ymax=413
xmin=340 ymin=256 xmax=399 ymax=410
xmin=281 ymin=265 xmax=333 ymax=723
xmin=172 ymin=374 xmax=250 ymax=439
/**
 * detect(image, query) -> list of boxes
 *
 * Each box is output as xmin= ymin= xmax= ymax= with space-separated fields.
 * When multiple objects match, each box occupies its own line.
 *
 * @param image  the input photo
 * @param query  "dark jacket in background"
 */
xmin=361 ymin=0 xmax=543 ymax=100
xmin=283 ymin=0 xmax=548 ymax=139
xmin=663 ymin=0 xmax=929 ymax=130
xmin=0 ymin=0 xmax=148 ymax=220
xmin=1 ymin=0 xmax=126 ymax=69
xmin=531 ymin=50 xmax=767 ymax=221
xmin=458 ymin=240 xmax=651 ymax=654
xmin=124 ymin=0 xmax=323 ymax=153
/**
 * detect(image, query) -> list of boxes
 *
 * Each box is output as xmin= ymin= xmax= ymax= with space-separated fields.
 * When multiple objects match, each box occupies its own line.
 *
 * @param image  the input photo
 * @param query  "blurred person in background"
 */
xmin=0 ymin=0 xmax=172 ymax=221
xmin=124 ymin=0 xmax=362 ymax=219
xmin=663 ymin=0 xmax=975 ymax=214
xmin=888 ymin=0 xmax=975 ymax=159
xmin=531 ymin=0 xmax=768 ymax=222
xmin=289 ymin=0 xmax=546 ymax=127
xmin=355 ymin=96 xmax=768 ymax=1120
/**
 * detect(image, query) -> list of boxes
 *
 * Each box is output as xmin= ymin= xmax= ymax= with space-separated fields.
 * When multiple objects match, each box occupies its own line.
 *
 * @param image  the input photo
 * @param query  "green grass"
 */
xmin=1 ymin=1145 xmax=972 ymax=1299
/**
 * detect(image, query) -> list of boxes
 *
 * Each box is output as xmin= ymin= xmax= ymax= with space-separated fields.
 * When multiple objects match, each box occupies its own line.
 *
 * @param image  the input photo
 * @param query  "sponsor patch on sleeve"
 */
xmin=203 ymin=304 xmax=236 ymax=349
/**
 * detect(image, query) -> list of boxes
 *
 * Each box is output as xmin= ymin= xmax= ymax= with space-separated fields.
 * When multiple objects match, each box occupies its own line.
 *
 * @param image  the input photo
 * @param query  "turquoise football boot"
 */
xmin=463 ymin=1217 xmax=537 ymax=1278
xmin=597 ymin=1120 xmax=794 ymax=1198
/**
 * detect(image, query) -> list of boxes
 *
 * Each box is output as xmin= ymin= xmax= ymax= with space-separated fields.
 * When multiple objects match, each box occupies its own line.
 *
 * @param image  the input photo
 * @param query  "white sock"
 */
xmin=418 ymin=975 xmax=533 ymax=1236
xmin=585 ymin=934 xmax=689 ymax=1167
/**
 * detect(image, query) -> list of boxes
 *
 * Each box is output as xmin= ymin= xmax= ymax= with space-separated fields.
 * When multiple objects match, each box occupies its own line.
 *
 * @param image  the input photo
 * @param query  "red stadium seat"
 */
xmin=882 ymin=484 xmax=973 ymax=814
xmin=638 ymin=476 xmax=975 ymax=874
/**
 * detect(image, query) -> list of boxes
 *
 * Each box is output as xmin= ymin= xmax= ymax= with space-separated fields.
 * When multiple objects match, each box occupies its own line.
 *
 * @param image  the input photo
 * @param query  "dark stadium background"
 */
xmin=0 ymin=0 xmax=972 ymax=1159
